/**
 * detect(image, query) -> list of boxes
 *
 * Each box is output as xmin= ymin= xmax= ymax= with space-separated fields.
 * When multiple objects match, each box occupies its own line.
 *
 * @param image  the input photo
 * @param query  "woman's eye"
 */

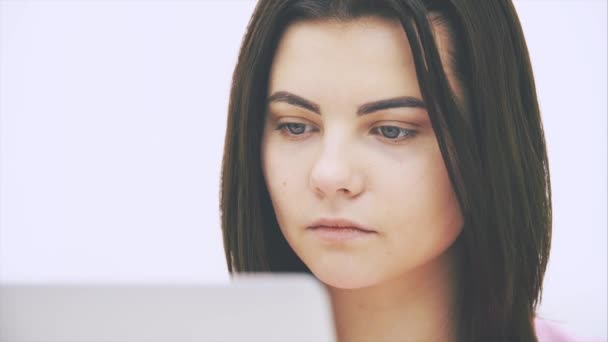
xmin=277 ymin=122 xmax=315 ymax=136
xmin=276 ymin=122 xmax=417 ymax=142
xmin=372 ymin=126 xmax=418 ymax=141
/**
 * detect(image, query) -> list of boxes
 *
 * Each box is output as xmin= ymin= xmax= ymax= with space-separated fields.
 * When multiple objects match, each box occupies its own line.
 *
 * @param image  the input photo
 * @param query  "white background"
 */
xmin=0 ymin=0 xmax=606 ymax=339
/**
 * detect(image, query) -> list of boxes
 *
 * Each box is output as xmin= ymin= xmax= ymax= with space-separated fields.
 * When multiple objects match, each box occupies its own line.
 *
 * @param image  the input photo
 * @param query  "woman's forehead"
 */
xmin=268 ymin=17 xmax=424 ymax=106
xmin=270 ymin=17 xmax=416 ymax=76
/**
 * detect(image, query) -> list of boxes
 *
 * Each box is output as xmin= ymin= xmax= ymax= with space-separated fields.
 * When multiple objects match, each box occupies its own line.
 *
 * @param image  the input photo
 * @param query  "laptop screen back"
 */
xmin=0 ymin=274 xmax=336 ymax=342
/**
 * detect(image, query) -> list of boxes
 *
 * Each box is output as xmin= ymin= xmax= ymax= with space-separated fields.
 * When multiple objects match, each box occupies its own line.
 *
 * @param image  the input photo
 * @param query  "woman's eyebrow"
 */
xmin=267 ymin=91 xmax=426 ymax=116
xmin=267 ymin=91 xmax=320 ymax=114
xmin=357 ymin=96 xmax=426 ymax=115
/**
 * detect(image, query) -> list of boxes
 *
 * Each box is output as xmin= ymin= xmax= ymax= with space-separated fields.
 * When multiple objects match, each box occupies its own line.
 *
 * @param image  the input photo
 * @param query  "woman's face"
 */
xmin=261 ymin=17 xmax=463 ymax=289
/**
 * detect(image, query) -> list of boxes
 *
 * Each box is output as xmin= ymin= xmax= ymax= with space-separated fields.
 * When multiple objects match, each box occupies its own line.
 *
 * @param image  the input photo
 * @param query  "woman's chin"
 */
xmin=308 ymin=264 xmax=382 ymax=290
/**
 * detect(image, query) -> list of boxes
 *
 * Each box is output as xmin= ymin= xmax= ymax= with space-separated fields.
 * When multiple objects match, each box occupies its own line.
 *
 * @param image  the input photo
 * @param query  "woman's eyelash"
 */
xmin=276 ymin=122 xmax=317 ymax=136
xmin=370 ymin=126 xmax=418 ymax=140
xmin=275 ymin=122 xmax=418 ymax=141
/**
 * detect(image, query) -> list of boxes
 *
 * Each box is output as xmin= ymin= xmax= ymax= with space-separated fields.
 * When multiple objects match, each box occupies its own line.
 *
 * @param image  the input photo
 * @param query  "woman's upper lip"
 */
xmin=308 ymin=217 xmax=377 ymax=233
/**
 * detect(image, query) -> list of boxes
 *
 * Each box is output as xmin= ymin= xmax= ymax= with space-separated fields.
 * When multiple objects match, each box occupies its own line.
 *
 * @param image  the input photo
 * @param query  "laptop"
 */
xmin=0 ymin=273 xmax=337 ymax=342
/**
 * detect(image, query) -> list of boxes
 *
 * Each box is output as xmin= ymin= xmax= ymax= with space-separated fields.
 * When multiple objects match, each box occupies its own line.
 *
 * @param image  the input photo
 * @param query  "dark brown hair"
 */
xmin=220 ymin=1 xmax=552 ymax=341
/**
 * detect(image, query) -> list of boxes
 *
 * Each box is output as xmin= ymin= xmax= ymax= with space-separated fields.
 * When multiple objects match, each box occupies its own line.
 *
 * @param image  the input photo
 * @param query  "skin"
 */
xmin=261 ymin=16 xmax=464 ymax=342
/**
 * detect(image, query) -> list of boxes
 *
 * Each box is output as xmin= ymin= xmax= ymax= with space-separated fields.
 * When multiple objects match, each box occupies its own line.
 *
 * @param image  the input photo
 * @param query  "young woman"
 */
xmin=220 ymin=1 xmax=559 ymax=341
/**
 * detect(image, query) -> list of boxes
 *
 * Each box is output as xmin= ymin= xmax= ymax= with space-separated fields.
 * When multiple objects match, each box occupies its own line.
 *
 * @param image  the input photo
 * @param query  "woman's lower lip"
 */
xmin=308 ymin=226 xmax=376 ymax=241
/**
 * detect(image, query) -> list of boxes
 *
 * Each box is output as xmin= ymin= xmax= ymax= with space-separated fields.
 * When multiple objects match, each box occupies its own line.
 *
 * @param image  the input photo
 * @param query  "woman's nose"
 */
xmin=309 ymin=144 xmax=364 ymax=199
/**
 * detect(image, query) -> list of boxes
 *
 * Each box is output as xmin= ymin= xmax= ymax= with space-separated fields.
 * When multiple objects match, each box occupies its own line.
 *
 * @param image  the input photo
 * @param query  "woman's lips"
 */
xmin=307 ymin=217 xmax=377 ymax=242
xmin=307 ymin=217 xmax=377 ymax=233
xmin=308 ymin=226 xmax=373 ymax=232
xmin=308 ymin=225 xmax=377 ymax=242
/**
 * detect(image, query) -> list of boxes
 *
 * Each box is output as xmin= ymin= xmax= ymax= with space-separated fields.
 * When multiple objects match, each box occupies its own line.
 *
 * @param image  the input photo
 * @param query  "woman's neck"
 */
xmin=325 ymin=243 xmax=461 ymax=342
